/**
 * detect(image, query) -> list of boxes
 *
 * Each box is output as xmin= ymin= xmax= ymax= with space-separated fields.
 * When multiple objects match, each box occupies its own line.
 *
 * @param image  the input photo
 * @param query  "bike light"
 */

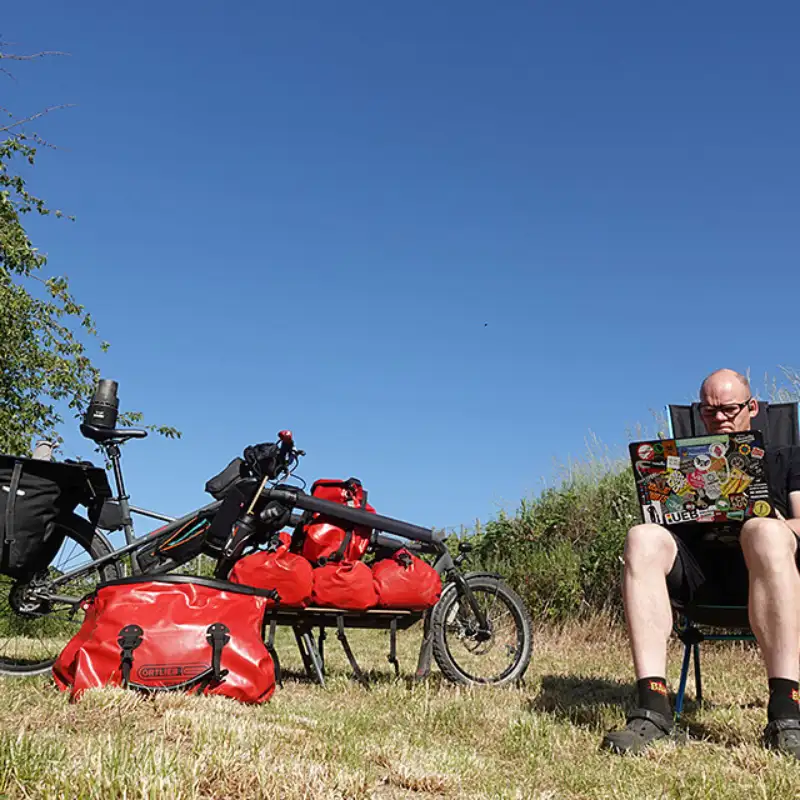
xmin=85 ymin=379 xmax=119 ymax=429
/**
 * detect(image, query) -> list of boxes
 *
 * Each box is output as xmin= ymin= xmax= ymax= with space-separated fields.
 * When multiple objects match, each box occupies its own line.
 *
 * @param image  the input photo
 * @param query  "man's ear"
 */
xmin=749 ymin=398 xmax=759 ymax=420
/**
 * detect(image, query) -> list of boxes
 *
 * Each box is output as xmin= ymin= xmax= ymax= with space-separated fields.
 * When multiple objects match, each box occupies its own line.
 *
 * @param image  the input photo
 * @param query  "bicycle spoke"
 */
xmin=0 ymin=524 xmax=120 ymax=674
xmin=442 ymin=587 xmax=522 ymax=681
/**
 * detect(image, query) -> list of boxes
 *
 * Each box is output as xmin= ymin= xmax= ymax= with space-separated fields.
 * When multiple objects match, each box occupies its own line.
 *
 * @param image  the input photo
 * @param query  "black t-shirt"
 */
xmin=764 ymin=445 xmax=800 ymax=518
xmin=673 ymin=445 xmax=800 ymax=547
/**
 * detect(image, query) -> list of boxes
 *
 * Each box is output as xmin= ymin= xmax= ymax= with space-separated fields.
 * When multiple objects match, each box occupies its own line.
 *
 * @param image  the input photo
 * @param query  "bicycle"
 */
xmin=0 ymin=404 xmax=532 ymax=686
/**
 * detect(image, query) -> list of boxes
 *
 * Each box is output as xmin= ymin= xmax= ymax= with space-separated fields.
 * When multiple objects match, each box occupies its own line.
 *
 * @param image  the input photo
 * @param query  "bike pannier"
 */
xmin=53 ymin=576 xmax=277 ymax=704
xmin=372 ymin=549 xmax=442 ymax=610
xmin=229 ymin=539 xmax=313 ymax=607
xmin=295 ymin=479 xmax=376 ymax=566
xmin=311 ymin=561 xmax=377 ymax=610
xmin=0 ymin=456 xmax=111 ymax=580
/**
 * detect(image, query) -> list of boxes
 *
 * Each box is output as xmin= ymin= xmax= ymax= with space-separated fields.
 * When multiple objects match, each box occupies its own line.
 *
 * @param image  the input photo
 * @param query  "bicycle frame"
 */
xmin=40 ymin=440 xmax=224 ymax=596
xmin=41 ymin=442 xmax=490 ymax=637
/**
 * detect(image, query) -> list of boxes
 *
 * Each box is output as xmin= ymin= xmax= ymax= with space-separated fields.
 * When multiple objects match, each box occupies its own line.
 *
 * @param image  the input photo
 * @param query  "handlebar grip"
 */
xmin=267 ymin=488 xmax=445 ymax=545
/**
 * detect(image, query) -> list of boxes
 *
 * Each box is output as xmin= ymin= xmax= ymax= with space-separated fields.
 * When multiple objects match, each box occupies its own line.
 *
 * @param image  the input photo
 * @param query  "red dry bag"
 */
xmin=229 ymin=544 xmax=313 ymax=607
xmin=373 ymin=549 xmax=443 ymax=610
xmin=311 ymin=561 xmax=377 ymax=610
xmin=53 ymin=576 xmax=277 ymax=704
xmin=297 ymin=478 xmax=376 ymax=565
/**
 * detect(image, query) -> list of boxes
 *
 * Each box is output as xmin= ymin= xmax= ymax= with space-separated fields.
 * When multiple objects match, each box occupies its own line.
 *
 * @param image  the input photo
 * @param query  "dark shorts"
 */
xmin=666 ymin=524 xmax=800 ymax=606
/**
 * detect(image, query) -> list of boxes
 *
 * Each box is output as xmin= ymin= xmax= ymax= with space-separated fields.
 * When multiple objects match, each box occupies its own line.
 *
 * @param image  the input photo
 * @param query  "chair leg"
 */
xmin=675 ymin=642 xmax=692 ymax=719
xmin=693 ymin=642 xmax=703 ymax=706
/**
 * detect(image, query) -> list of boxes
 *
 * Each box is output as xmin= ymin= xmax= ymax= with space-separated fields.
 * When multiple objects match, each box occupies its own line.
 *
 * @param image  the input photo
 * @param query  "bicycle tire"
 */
xmin=431 ymin=574 xmax=532 ymax=686
xmin=0 ymin=515 xmax=121 ymax=677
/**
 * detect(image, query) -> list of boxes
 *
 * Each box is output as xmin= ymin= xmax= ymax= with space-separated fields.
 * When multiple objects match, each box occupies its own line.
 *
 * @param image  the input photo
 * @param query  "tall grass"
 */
xmin=466 ymin=455 xmax=638 ymax=622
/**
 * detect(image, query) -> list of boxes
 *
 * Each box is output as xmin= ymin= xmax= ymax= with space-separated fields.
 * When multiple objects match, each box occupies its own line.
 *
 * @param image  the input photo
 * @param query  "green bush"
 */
xmin=466 ymin=462 xmax=639 ymax=622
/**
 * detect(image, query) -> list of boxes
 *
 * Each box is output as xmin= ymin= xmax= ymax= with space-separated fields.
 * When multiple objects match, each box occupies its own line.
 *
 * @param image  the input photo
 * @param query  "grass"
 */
xmin=1 ymin=618 xmax=799 ymax=799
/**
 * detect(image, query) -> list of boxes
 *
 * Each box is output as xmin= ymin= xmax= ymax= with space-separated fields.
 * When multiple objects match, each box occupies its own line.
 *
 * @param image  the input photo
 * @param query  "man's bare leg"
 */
xmin=623 ymin=524 xmax=678 ymax=678
xmin=739 ymin=518 xmax=800 ymax=758
xmin=740 ymin=518 xmax=800 ymax=680
xmin=601 ymin=524 xmax=678 ymax=753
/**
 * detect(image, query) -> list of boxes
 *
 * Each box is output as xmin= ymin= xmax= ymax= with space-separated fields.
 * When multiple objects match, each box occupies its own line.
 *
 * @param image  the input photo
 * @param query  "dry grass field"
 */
xmin=1 ymin=617 xmax=799 ymax=799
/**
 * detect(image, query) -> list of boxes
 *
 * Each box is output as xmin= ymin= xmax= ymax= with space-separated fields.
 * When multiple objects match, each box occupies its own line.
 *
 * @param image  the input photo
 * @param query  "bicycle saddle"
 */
xmin=80 ymin=423 xmax=148 ymax=443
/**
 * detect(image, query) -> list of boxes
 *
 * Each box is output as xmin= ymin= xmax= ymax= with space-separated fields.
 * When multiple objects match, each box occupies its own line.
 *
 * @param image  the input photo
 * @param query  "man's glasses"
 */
xmin=698 ymin=398 xmax=753 ymax=418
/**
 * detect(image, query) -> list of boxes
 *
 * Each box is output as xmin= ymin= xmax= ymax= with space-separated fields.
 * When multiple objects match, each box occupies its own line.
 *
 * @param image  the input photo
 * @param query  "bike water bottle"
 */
xmin=84 ymin=379 xmax=119 ymax=429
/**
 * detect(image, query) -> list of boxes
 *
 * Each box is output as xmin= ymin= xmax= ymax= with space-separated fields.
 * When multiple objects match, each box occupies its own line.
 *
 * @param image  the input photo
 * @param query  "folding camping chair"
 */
xmin=665 ymin=400 xmax=800 ymax=717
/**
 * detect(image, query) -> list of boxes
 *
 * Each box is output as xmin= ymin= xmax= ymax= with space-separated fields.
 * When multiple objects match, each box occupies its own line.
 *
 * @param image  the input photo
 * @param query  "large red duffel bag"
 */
xmin=229 ymin=539 xmax=314 ymax=607
xmin=295 ymin=478 xmax=376 ymax=566
xmin=311 ymin=561 xmax=377 ymax=610
xmin=53 ymin=576 xmax=277 ymax=704
xmin=373 ymin=550 xmax=443 ymax=610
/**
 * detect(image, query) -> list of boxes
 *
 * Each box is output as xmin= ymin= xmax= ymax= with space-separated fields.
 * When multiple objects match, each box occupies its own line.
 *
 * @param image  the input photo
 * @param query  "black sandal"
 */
xmin=763 ymin=718 xmax=800 ymax=759
xmin=600 ymin=708 xmax=673 ymax=755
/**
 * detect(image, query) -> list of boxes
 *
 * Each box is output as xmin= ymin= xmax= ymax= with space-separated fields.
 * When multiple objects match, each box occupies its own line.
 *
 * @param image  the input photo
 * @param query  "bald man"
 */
xmin=602 ymin=369 xmax=800 ymax=758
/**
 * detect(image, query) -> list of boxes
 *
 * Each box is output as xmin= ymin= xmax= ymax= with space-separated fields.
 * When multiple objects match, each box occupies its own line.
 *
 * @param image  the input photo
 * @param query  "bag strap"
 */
xmin=117 ymin=623 xmax=231 ymax=694
xmin=2 ymin=462 xmax=23 ymax=569
xmin=118 ymin=624 xmax=144 ymax=687
xmin=327 ymin=527 xmax=353 ymax=564
xmin=206 ymin=623 xmax=230 ymax=678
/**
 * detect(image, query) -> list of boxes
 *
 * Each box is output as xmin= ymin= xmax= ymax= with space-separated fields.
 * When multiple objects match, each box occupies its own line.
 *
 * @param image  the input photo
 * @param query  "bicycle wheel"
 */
xmin=431 ymin=574 xmax=532 ymax=686
xmin=0 ymin=516 xmax=121 ymax=676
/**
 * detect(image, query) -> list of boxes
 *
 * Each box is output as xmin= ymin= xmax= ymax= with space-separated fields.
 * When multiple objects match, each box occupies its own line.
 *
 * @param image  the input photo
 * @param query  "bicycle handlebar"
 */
xmin=267 ymin=487 xmax=445 ymax=545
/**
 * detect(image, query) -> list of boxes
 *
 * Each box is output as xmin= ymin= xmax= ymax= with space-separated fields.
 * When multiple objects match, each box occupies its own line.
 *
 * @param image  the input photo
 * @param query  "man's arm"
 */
xmin=784 ymin=444 xmax=800 ymax=534
xmin=786 ymin=491 xmax=800 ymax=536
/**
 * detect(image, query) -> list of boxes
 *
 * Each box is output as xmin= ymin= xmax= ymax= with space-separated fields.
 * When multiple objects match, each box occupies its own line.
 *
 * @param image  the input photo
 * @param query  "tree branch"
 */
xmin=0 ymin=47 xmax=70 ymax=61
xmin=0 ymin=104 xmax=75 ymax=134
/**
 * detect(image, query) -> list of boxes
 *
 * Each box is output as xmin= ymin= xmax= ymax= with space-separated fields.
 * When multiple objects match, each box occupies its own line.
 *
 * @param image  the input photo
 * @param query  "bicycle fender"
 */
xmin=57 ymin=511 xmax=116 ymax=555
xmin=435 ymin=571 xmax=505 ymax=605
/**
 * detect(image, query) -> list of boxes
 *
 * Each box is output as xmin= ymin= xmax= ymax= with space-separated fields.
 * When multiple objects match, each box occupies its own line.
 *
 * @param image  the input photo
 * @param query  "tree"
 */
xmin=0 ymin=42 xmax=179 ymax=455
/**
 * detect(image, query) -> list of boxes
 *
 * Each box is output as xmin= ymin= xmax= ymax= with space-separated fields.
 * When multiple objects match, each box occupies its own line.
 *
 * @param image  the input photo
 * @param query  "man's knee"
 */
xmin=624 ymin=524 xmax=677 ymax=573
xmin=740 ymin=518 xmax=797 ymax=571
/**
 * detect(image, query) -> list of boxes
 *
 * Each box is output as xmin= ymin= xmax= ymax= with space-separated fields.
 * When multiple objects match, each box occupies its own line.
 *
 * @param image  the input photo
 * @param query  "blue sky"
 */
xmin=5 ymin=2 xmax=800 ymax=533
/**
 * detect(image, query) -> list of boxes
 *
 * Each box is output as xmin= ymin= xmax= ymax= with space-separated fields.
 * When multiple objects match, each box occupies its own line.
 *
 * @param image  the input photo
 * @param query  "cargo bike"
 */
xmin=0 ymin=383 xmax=532 ymax=687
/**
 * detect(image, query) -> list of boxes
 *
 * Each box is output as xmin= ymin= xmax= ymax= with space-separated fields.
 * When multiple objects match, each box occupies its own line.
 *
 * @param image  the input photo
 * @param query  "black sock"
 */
xmin=768 ymin=678 xmax=800 ymax=721
xmin=637 ymin=676 xmax=671 ymax=717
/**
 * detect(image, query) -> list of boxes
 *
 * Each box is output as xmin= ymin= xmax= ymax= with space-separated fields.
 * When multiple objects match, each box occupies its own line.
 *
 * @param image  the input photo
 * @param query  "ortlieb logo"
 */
xmin=137 ymin=663 xmax=206 ymax=681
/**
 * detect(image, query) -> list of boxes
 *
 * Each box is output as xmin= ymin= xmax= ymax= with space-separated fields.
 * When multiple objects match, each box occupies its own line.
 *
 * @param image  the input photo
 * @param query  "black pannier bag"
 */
xmin=0 ymin=455 xmax=112 ymax=580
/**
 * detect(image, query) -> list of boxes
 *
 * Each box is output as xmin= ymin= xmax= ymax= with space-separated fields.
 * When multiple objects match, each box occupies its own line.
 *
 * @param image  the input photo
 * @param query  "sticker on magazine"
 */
xmin=643 ymin=502 xmax=663 ymax=525
xmin=709 ymin=442 xmax=727 ymax=459
xmin=694 ymin=454 xmax=712 ymax=472
xmin=753 ymin=500 xmax=771 ymax=517
xmin=637 ymin=443 xmax=655 ymax=461
xmin=665 ymin=509 xmax=699 ymax=524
